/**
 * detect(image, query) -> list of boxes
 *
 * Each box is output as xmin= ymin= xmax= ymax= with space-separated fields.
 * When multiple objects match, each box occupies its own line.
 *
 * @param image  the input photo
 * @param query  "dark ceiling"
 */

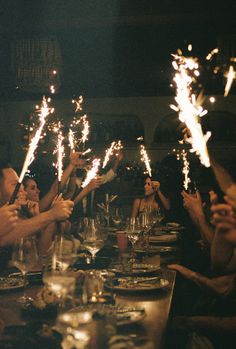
xmin=0 ymin=0 xmax=236 ymax=99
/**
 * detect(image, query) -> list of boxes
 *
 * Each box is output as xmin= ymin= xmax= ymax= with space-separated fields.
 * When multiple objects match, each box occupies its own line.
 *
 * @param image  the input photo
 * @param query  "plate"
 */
xmin=106 ymin=277 xmax=169 ymax=293
xmin=70 ymin=305 xmax=145 ymax=326
xmin=0 ymin=277 xmax=24 ymax=291
xmin=149 ymin=234 xmax=178 ymax=243
xmin=109 ymin=263 xmax=160 ymax=276
xmin=136 ymin=246 xmax=176 ymax=254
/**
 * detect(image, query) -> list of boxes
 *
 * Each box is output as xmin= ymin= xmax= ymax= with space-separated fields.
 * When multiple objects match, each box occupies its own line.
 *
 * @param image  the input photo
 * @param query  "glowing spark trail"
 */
xmin=171 ymin=53 xmax=211 ymax=168
xmin=102 ymin=142 xmax=116 ymax=168
xmin=206 ymin=48 xmax=219 ymax=61
xmin=53 ymin=122 xmax=65 ymax=193
xmin=9 ymin=97 xmax=54 ymax=203
xmin=79 ymin=115 xmax=90 ymax=144
xmin=82 ymin=158 xmax=101 ymax=188
xmin=178 ymin=150 xmax=191 ymax=190
xmin=140 ymin=144 xmax=152 ymax=177
xmin=68 ymin=128 xmax=75 ymax=151
xmin=72 ymin=96 xmax=83 ymax=113
xmin=224 ymin=65 xmax=236 ymax=97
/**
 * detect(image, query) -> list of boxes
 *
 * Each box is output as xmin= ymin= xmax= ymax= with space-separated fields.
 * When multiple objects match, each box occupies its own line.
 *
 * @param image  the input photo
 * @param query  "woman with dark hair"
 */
xmin=131 ymin=175 xmax=170 ymax=218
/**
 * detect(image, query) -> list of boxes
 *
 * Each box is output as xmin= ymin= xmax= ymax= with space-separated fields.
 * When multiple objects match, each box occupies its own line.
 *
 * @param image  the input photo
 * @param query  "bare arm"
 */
xmin=131 ymin=199 xmax=140 ymax=218
xmin=39 ymin=152 xmax=82 ymax=212
xmin=157 ymin=189 xmax=171 ymax=210
xmin=0 ymin=200 xmax=74 ymax=246
xmin=73 ymin=178 xmax=102 ymax=206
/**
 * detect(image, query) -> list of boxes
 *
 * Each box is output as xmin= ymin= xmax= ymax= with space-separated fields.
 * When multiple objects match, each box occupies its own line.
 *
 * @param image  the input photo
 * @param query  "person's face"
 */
xmin=24 ymin=178 xmax=40 ymax=202
xmin=0 ymin=168 xmax=24 ymax=205
xmin=144 ymin=177 xmax=155 ymax=197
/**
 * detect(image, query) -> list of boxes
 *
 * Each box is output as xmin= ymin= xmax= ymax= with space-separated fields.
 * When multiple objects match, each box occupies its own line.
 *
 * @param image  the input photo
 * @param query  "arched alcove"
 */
xmin=153 ymin=113 xmax=183 ymax=143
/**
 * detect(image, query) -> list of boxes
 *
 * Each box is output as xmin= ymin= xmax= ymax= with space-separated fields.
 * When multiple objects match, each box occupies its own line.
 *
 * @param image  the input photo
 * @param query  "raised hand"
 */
xmin=50 ymin=199 xmax=74 ymax=221
xmin=0 ymin=204 xmax=19 ymax=236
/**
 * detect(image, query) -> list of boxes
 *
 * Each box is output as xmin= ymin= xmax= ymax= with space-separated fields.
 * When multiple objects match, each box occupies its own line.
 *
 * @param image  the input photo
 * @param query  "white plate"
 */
xmin=0 ymin=277 xmax=24 ymax=291
xmin=107 ymin=278 xmax=169 ymax=293
xmin=149 ymin=234 xmax=177 ymax=243
xmin=109 ymin=263 xmax=160 ymax=276
xmin=69 ymin=305 xmax=145 ymax=326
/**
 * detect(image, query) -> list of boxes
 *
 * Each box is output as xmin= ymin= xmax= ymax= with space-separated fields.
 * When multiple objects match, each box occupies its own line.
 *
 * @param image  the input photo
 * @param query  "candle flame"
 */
xmin=224 ymin=65 xmax=236 ymax=97
xmin=171 ymin=52 xmax=211 ymax=168
xmin=19 ymin=97 xmax=53 ymax=183
xmin=81 ymin=158 xmax=101 ymax=188
xmin=140 ymin=144 xmax=152 ymax=177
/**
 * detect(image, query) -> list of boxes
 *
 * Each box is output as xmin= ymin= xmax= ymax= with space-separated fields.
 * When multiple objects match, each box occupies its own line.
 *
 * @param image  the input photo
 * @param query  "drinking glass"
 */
xmin=53 ymin=234 xmax=78 ymax=272
xmin=125 ymin=217 xmax=141 ymax=265
xmin=83 ymin=219 xmax=104 ymax=263
xmin=12 ymin=236 xmax=39 ymax=303
xmin=111 ymin=208 xmax=123 ymax=228
xmin=156 ymin=207 xmax=165 ymax=224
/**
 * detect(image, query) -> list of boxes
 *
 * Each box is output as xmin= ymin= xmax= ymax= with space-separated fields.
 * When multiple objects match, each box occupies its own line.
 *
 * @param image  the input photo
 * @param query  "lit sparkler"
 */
xmin=81 ymin=158 xmax=101 ymax=188
xmin=68 ymin=128 xmax=76 ymax=151
xmin=102 ymin=140 xmax=123 ymax=168
xmin=206 ymin=48 xmax=219 ymax=61
xmin=171 ymin=53 xmax=211 ymax=168
xmin=140 ymin=144 xmax=152 ymax=177
xmin=180 ymin=150 xmax=191 ymax=190
xmin=53 ymin=122 xmax=65 ymax=194
xmin=9 ymin=97 xmax=54 ymax=204
xmin=72 ymin=96 xmax=83 ymax=113
xmin=79 ymin=115 xmax=90 ymax=145
xmin=224 ymin=65 xmax=236 ymax=97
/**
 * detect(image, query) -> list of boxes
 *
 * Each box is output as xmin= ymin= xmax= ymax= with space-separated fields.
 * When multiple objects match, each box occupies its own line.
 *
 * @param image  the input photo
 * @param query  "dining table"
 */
xmin=0 ymin=219 xmax=183 ymax=349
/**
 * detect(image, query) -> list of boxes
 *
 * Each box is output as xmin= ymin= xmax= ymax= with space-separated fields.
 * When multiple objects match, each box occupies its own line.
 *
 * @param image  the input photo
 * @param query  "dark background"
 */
xmin=0 ymin=0 xmax=236 ymax=99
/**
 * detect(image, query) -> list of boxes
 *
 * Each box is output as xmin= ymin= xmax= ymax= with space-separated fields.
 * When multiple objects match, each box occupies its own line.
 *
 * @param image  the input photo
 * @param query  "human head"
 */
xmin=23 ymin=177 xmax=40 ymax=202
xmin=0 ymin=161 xmax=24 ymax=206
xmin=144 ymin=176 xmax=155 ymax=197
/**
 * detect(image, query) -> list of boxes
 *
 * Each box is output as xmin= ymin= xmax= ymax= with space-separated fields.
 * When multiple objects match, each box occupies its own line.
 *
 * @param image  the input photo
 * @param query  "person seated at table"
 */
xmin=23 ymin=151 xmax=84 ymax=213
xmin=131 ymin=175 xmax=170 ymax=218
xmin=0 ymin=161 xmax=74 ymax=247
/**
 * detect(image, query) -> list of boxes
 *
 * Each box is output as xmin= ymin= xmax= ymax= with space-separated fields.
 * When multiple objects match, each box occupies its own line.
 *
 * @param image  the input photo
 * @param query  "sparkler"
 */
xmin=206 ymin=48 xmax=219 ymax=61
xmin=9 ymin=97 xmax=53 ymax=204
xmin=102 ymin=140 xmax=123 ymax=168
xmin=140 ymin=144 xmax=152 ymax=177
xmin=224 ymin=65 xmax=236 ymax=97
xmin=53 ymin=122 xmax=65 ymax=194
xmin=171 ymin=53 xmax=211 ymax=168
xmin=179 ymin=150 xmax=191 ymax=191
xmin=72 ymin=96 xmax=83 ymax=113
xmin=81 ymin=158 xmax=101 ymax=188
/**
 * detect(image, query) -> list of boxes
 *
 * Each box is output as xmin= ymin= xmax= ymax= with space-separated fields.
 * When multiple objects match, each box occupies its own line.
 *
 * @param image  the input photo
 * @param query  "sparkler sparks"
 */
xmin=19 ymin=97 xmax=54 ymax=183
xmin=224 ymin=65 xmax=236 ymax=97
xmin=72 ymin=96 xmax=83 ymax=113
xmin=81 ymin=158 xmax=101 ymax=188
xmin=79 ymin=115 xmax=90 ymax=145
xmin=102 ymin=140 xmax=123 ymax=168
xmin=177 ymin=150 xmax=191 ymax=190
xmin=9 ymin=97 xmax=53 ymax=204
xmin=171 ymin=53 xmax=211 ymax=168
xmin=206 ymin=48 xmax=219 ymax=61
xmin=53 ymin=122 xmax=65 ymax=188
xmin=140 ymin=144 xmax=152 ymax=177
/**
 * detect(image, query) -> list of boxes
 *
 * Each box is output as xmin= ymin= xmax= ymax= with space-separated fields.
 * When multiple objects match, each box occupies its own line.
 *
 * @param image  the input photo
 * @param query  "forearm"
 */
xmin=195 ymin=214 xmax=215 ymax=245
xmin=74 ymin=186 xmax=90 ymax=205
xmin=101 ymin=169 xmax=116 ymax=184
xmin=188 ymin=316 xmax=236 ymax=334
xmin=63 ymin=176 xmax=77 ymax=200
xmin=0 ymin=211 xmax=55 ymax=246
xmin=157 ymin=190 xmax=170 ymax=210
xmin=39 ymin=164 xmax=75 ymax=211
xmin=211 ymin=229 xmax=234 ymax=271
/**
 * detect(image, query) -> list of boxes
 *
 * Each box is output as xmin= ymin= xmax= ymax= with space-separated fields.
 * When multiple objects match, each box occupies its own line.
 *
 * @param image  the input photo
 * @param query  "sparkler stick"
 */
xmin=171 ymin=53 xmax=211 ymax=168
xmin=224 ymin=65 xmax=236 ymax=97
xmin=9 ymin=97 xmax=53 ymax=204
xmin=140 ymin=144 xmax=152 ymax=177
xmin=81 ymin=158 xmax=101 ymax=188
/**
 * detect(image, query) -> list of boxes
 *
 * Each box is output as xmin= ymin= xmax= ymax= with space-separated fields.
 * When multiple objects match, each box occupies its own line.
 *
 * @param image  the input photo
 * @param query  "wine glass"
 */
xmin=82 ymin=219 xmax=104 ymax=263
xmin=156 ymin=207 xmax=165 ymax=224
xmin=125 ymin=217 xmax=141 ymax=265
xmin=111 ymin=208 xmax=123 ymax=228
xmin=52 ymin=234 xmax=78 ymax=272
xmin=12 ymin=236 xmax=39 ymax=303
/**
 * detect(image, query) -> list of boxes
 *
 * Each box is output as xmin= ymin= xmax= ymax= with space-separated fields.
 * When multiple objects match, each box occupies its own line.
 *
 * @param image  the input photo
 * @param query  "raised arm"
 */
xmin=39 ymin=152 xmax=82 ymax=212
xmin=152 ymin=181 xmax=170 ymax=211
xmin=0 ymin=199 xmax=74 ymax=246
xmin=73 ymin=178 xmax=103 ymax=206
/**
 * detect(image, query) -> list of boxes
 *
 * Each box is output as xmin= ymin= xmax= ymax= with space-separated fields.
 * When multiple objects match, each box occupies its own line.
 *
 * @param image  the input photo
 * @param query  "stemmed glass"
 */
xmin=111 ymin=208 xmax=123 ymax=228
xmin=83 ymin=219 xmax=104 ymax=263
xmin=52 ymin=234 xmax=78 ymax=272
xmin=12 ymin=236 xmax=39 ymax=303
xmin=125 ymin=217 xmax=141 ymax=265
xmin=156 ymin=207 xmax=165 ymax=224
